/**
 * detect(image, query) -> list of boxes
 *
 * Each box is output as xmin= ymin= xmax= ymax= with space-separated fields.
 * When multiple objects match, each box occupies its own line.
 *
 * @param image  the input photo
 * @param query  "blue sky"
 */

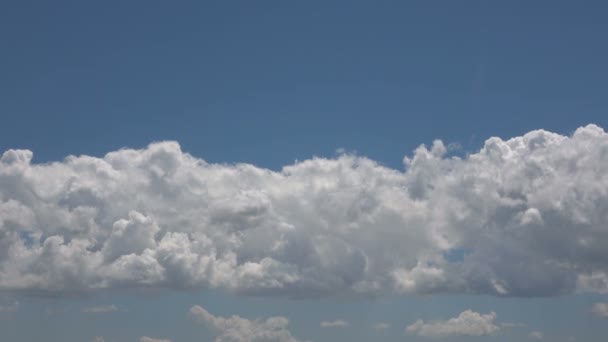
xmin=1 ymin=1 xmax=608 ymax=342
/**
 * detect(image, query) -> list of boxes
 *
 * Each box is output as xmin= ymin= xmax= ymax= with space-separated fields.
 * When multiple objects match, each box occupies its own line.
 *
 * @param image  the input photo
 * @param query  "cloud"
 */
xmin=0 ymin=300 xmax=19 ymax=313
xmin=189 ymin=305 xmax=306 ymax=342
xmin=92 ymin=337 xmax=105 ymax=342
xmin=1 ymin=125 xmax=608 ymax=297
xmin=529 ymin=331 xmax=543 ymax=339
xmin=373 ymin=322 xmax=390 ymax=330
xmin=592 ymin=302 xmax=608 ymax=318
xmin=406 ymin=310 xmax=499 ymax=338
xmin=320 ymin=319 xmax=348 ymax=328
xmin=140 ymin=337 xmax=171 ymax=342
xmin=82 ymin=304 xmax=119 ymax=313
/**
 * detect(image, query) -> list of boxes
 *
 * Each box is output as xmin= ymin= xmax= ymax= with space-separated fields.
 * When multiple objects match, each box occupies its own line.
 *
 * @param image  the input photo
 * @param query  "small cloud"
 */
xmin=373 ymin=322 xmax=390 ymax=330
xmin=406 ymin=310 xmax=499 ymax=338
xmin=528 ymin=331 xmax=543 ymax=339
xmin=0 ymin=301 xmax=19 ymax=313
xmin=92 ymin=337 xmax=105 ymax=342
xmin=592 ymin=302 xmax=608 ymax=318
xmin=320 ymin=319 xmax=349 ymax=328
xmin=140 ymin=337 xmax=171 ymax=342
xmin=189 ymin=305 xmax=306 ymax=342
xmin=82 ymin=305 xmax=119 ymax=314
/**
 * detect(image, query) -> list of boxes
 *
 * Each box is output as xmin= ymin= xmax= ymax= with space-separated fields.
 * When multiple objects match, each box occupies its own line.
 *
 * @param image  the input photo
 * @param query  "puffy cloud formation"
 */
xmin=529 ymin=331 xmax=544 ymax=339
xmin=406 ymin=310 xmax=499 ymax=338
xmin=140 ymin=337 xmax=171 ymax=342
xmin=82 ymin=304 xmax=119 ymax=313
xmin=189 ymin=305 xmax=305 ymax=342
xmin=592 ymin=302 xmax=608 ymax=318
xmin=1 ymin=125 xmax=608 ymax=297
xmin=320 ymin=319 xmax=348 ymax=328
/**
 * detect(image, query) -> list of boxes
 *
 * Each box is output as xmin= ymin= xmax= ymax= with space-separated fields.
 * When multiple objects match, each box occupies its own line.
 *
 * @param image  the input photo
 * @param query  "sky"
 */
xmin=1 ymin=1 xmax=608 ymax=342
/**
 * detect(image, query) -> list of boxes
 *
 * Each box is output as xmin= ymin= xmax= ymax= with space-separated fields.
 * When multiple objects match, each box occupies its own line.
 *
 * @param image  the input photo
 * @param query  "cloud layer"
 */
xmin=1 ymin=125 xmax=608 ymax=297
xmin=189 ymin=305 xmax=304 ymax=342
xmin=406 ymin=310 xmax=499 ymax=338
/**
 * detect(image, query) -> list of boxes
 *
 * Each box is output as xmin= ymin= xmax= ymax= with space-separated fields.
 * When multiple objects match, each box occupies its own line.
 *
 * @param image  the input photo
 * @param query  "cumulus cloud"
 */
xmin=82 ymin=304 xmax=119 ymax=313
xmin=592 ymin=302 xmax=608 ymax=318
xmin=405 ymin=310 xmax=499 ymax=338
xmin=1 ymin=125 xmax=608 ymax=297
xmin=140 ymin=337 xmax=171 ymax=342
xmin=320 ymin=319 xmax=348 ymax=328
xmin=529 ymin=331 xmax=543 ymax=339
xmin=189 ymin=305 xmax=305 ymax=342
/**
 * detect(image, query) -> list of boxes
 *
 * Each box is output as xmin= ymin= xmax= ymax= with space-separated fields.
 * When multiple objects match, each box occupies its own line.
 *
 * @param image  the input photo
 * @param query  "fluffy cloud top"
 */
xmin=320 ymin=319 xmax=348 ymax=328
xmin=406 ymin=310 xmax=499 ymax=338
xmin=189 ymin=305 xmax=305 ymax=342
xmin=1 ymin=125 xmax=608 ymax=297
xmin=592 ymin=302 xmax=608 ymax=318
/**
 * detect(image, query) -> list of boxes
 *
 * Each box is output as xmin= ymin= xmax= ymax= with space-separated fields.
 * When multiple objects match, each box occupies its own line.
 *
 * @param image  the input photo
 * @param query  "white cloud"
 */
xmin=406 ymin=310 xmax=499 ymax=338
xmin=320 ymin=319 xmax=348 ymax=328
xmin=373 ymin=322 xmax=390 ymax=330
xmin=140 ymin=337 xmax=171 ymax=342
xmin=82 ymin=304 xmax=119 ymax=313
xmin=92 ymin=337 xmax=105 ymax=342
xmin=529 ymin=331 xmax=543 ymax=339
xmin=0 ymin=300 xmax=19 ymax=313
xmin=189 ymin=305 xmax=305 ymax=342
xmin=592 ymin=302 xmax=608 ymax=318
xmin=1 ymin=125 xmax=608 ymax=297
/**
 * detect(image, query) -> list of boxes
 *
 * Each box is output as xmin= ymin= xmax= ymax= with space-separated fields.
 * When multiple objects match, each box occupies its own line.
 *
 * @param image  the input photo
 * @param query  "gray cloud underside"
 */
xmin=1 ymin=125 xmax=608 ymax=298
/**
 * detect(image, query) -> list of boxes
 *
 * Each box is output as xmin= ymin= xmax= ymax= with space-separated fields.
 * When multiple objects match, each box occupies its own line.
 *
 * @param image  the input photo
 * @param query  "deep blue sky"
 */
xmin=1 ymin=1 xmax=608 ymax=342
xmin=1 ymin=1 xmax=607 ymax=169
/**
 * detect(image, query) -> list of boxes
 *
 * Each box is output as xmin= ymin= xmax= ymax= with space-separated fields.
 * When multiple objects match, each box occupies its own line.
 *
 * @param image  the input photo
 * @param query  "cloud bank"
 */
xmin=189 ymin=305 xmax=304 ymax=342
xmin=406 ymin=310 xmax=499 ymax=338
xmin=1 ymin=125 xmax=608 ymax=297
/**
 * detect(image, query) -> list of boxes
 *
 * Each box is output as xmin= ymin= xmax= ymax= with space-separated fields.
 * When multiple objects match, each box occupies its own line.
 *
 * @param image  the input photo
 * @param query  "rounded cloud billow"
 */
xmin=1 ymin=125 xmax=608 ymax=297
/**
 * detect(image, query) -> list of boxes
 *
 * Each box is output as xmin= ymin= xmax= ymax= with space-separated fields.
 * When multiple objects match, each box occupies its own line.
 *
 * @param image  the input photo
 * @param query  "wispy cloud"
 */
xmin=320 ymin=319 xmax=349 ymax=328
xmin=373 ymin=322 xmax=390 ymax=330
xmin=140 ymin=337 xmax=171 ymax=342
xmin=82 ymin=305 xmax=119 ymax=314
xmin=0 ymin=301 xmax=19 ymax=313
xmin=528 ymin=331 xmax=544 ymax=339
